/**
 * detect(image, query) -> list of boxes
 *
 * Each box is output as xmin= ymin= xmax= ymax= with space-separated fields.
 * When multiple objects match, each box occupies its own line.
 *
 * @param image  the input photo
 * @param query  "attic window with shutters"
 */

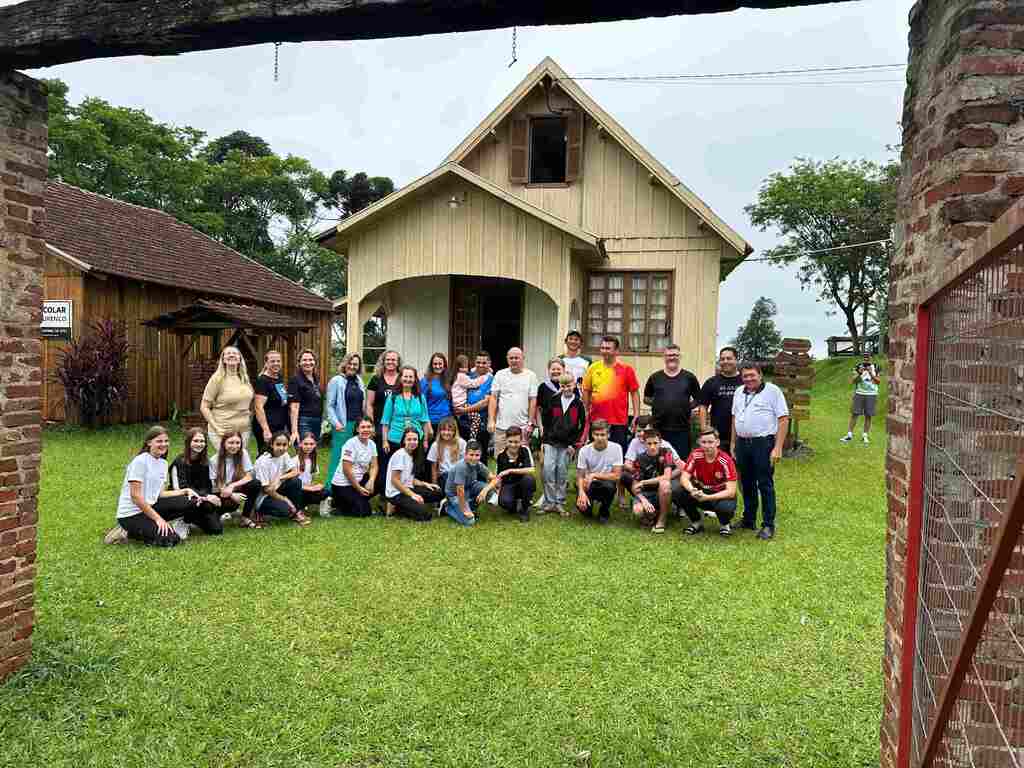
xmin=508 ymin=111 xmax=583 ymax=186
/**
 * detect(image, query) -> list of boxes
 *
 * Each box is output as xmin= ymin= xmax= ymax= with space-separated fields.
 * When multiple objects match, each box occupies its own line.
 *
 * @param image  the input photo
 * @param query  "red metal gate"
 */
xmin=898 ymin=203 xmax=1024 ymax=768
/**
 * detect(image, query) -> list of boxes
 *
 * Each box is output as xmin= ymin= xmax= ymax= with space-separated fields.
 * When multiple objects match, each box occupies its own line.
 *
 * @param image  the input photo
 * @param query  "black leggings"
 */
xmin=498 ymin=475 xmax=537 ymax=514
xmin=217 ymin=477 xmax=262 ymax=519
xmin=580 ymin=478 xmax=617 ymax=519
xmin=258 ymin=477 xmax=305 ymax=519
xmin=390 ymin=486 xmax=444 ymax=522
xmin=332 ymin=474 xmax=377 ymax=517
xmin=120 ymin=495 xmax=192 ymax=547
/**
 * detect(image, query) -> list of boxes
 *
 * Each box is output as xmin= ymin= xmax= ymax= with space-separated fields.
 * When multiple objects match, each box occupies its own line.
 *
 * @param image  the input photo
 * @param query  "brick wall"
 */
xmin=883 ymin=2 xmax=1024 ymax=765
xmin=0 ymin=70 xmax=46 ymax=682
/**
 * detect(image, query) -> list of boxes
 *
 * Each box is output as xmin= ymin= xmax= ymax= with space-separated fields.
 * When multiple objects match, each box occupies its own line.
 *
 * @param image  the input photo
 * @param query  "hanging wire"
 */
xmin=508 ymin=27 xmax=518 ymax=68
xmin=559 ymin=62 xmax=906 ymax=83
xmin=736 ymin=238 xmax=893 ymax=265
xmin=274 ymin=42 xmax=282 ymax=82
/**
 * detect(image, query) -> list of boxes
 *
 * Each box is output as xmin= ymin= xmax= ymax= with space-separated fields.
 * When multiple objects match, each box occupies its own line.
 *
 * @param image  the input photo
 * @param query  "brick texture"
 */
xmin=0 ymin=70 xmax=45 ymax=682
xmin=885 ymin=2 xmax=1024 ymax=766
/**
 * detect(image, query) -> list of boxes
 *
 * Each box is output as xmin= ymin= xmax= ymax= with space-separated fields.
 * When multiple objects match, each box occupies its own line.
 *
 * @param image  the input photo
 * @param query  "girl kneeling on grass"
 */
xmin=167 ymin=427 xmax=226 ymax=536
xmin=296 ymin=432 xmax=330 ymax=516
xmin=252 ymin=432 xmax=312 ymax=527
xmin=427 ymin=416 xmax=465 ymax=492
xmin=331 ymin=418 xmax=379 ymax=518
xmin=210 ymin=430 xmax=262 ymax=529
xmin=107 ymin=426 xmax=203 ymax=547
xmin=385 ymin=427 xmax=443 ymax=521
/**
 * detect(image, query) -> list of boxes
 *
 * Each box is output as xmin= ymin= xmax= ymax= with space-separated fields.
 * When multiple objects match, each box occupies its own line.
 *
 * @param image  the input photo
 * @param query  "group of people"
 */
xmin=107 ymin=330 xmax=792 ymax=547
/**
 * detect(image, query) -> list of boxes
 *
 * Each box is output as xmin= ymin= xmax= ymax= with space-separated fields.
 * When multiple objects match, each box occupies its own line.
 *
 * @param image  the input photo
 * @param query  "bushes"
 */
xmin=54 ymin=319 xmax=130 ymax=426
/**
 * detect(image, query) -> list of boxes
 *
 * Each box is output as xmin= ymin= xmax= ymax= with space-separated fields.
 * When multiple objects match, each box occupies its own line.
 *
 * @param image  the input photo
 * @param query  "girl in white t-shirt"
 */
xmin=252 ymin=432 xmax=311 ymax=526
xmin=386 ymin=428 xmax=443 ymax=521
xmin=331 ymin=418 xmax=379 ymax=518
xmin=427 ymin=417 xmax=465 ymax=490
xmin=296 ymin=432 xmax=329 ymax=516
xmin=210 ymin=430 xmax=262 ymax=529
xmin=107 ymin=426 xmax=201 ymax=547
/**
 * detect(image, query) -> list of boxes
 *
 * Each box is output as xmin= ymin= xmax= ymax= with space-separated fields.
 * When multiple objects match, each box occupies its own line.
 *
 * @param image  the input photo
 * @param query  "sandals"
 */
xmin=652 ymin=524 xmax=666 ymax=535
xmin=239 ymin=516 xmax=261 ymax=530
xmin=684 ymin=522 xmax=704 ymax=536
xmin=291 ymin=510 xmax=312 ymax=527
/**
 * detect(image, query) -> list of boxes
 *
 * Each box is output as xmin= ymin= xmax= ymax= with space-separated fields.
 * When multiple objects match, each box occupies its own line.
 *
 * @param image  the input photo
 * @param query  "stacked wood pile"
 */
xmin=773 ymin=338 xmax=814 ymax=448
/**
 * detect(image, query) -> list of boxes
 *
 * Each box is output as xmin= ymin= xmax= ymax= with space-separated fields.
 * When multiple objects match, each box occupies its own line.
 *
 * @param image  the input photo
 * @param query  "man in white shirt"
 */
xmin=560 ymin=330 xmax=591 ymax=384
xmin=488 ymin=347 xmax=539 ymax=456
xmin=731 ymin=362 xmax=789 ymax=540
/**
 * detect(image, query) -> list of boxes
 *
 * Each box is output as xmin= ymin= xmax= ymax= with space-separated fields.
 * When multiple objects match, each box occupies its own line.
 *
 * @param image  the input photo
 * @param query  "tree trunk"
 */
xmin=0 ymin=0 xmax=855 ymax=70
xmin=844 ymin=307 xmax=861 ymax=354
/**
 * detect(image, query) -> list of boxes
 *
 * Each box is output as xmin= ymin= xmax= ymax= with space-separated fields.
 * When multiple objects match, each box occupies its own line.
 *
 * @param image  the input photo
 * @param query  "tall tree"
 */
xmin=325 ymin=170 xmax=395 ymax=219
xmin=745 ymin=157 xmax=897 ymax=353
xmin=730 ymin=297 xmax=783 ymax=363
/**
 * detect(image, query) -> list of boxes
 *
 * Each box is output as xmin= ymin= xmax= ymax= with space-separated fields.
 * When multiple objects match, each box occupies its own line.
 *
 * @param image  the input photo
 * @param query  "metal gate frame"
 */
xmin=897 ymin=200 xmax=1024 ymax=768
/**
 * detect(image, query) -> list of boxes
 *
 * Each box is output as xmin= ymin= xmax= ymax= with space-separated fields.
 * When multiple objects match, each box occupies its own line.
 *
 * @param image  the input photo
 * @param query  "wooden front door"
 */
xmin=449 ymin=277 xmax=481 ymax=364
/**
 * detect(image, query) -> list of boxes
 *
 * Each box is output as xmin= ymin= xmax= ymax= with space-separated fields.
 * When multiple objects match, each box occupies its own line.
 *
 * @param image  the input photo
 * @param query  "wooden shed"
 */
xmin=42 ymin=181 xmax=334 ymax=423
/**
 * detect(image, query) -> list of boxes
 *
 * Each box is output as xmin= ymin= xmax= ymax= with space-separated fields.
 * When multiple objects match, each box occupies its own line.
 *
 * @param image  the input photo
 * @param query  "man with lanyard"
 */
xmin=561 ymin=330 xmax=591 ymax=385
xmin=698 ymin=346 xmax=742 ymax=452
xmin=730 ymin=362 xmax=789 ymax=540
xmin=841 ymin=352 xmax=881 ymax=445
xmin=643 ymin=343 xmax=701 ymax=460
xmin=582 ymin=336 xmax=640 ymax=458
xmin=458 ymin=351 xmax=495 ymax=458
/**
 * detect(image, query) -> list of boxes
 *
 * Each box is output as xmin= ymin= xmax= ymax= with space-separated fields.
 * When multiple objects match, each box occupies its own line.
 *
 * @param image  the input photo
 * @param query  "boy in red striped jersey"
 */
xmin=680 ymin=427 xmax=738 ymax=537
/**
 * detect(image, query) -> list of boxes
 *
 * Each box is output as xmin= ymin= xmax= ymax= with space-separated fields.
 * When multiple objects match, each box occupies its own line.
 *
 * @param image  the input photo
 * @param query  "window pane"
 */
xmin=589 ymin=305 xmax=604 ymax=320
xmin=630 ymin=335 xmax=648 ymax=351
xmin=630 ymin=319 xmax=646 ymax=333
xmin=649 ymin=306 xmax=668 ymax=320
xmin=530 ymin=117 xmax=568 ymax=184
xmin=588 ymin=319 xmax=604 ymax=333
xmin=589 ymin=289 xmax=605 ymax=304
xmin=655 ymin=336 xmax=671 ymax=349
xmin=651 ymin=290 xmax=669 ymax=305
xmin=649 ymin=320 xmax=667 ymax=335
xmin=632 ymin=292 xmax=647 ymax=306
xmin=608 ymin=291 xmax=623 ymax=305
xmin=607 ymin=275 xmax=623 ymax=289
xmin=606 ymin=320 xmax=622 ymax=333
xmin=632 ymin=275 xmax=647 ymax=290
xmin=590 ymin=334 xmax=603 ymax=348
xmin=589 ymin=275 xmax=605 ymax=289
xmin=607 ymin=305 xmax=622 ymax=319
xmin=652 ymin=276 xmax=670 ymax=290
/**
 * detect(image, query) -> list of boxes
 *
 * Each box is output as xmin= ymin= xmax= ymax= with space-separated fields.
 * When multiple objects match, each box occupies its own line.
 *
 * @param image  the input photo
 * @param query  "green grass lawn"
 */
xmin=0 ymin=359 xmax=887 ymax=768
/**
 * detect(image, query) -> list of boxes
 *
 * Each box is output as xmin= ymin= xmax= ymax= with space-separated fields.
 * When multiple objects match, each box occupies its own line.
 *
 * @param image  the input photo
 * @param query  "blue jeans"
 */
xmin=734 ymin=436 xmax=777 ymax=528
xmin=542 ymin=444 xmax=571 ymax=506
xmin=297 ymin=415 xmax=322 ymax=444
xmin=445 ymin=479 xmax=488 ymax=526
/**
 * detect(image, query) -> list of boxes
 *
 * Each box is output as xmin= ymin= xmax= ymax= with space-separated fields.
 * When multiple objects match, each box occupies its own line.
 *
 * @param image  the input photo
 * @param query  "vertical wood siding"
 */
xmin=42 ymin=253 xmax=333 ymax=424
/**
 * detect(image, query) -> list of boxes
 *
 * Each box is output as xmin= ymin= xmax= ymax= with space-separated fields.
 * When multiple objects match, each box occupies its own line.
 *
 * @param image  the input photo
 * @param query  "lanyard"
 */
xmin=738 ymin=383 xmax=766 ymax=419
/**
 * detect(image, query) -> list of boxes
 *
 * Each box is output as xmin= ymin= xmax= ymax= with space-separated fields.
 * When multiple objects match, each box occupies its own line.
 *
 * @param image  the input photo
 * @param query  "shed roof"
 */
xmin=45 ymin=181 xmax=332 ymax=312
xmin=142 ymin=300 xmax=315 ymax=331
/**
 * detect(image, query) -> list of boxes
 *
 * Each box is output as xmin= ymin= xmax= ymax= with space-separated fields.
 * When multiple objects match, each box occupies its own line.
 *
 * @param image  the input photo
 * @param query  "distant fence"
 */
xmin=898 ymin=204 xmax=1024 ymax=767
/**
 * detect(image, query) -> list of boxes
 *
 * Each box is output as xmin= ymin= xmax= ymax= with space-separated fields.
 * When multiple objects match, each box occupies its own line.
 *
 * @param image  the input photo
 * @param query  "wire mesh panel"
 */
xmin=912 ymin=242 xmax=1024 ymax=767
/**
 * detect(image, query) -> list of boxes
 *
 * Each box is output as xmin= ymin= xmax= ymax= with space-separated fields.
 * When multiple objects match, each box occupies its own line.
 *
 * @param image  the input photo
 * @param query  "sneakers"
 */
xmin=862 ymin=433 xmax=870 ymax=445
xmin=684 ymin=522 xmax=704 ymax=536
xmin=757 ymin=526 xmax=775 ymax=540
xmin=840 ymin=432 xmax=853 ymax=443
xmin=103 ymin=525 xmax=128 ymax=545
xmin=719 ymin=523 xmax=732 ymax=537
xmin=171 ymin=518 xmax=190 ymax=541
xmin=438 ymin=498 xmax=448 ymax=518
xmin=487 ymin=492 xmax=499 ymax=505
xmin=319 ymin=498 xmax=332 ymax=517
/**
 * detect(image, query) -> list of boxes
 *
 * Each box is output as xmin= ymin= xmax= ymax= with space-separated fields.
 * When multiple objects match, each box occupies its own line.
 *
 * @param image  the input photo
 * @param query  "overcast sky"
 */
xmin=13 ymin=0 xmax=914 ymax=357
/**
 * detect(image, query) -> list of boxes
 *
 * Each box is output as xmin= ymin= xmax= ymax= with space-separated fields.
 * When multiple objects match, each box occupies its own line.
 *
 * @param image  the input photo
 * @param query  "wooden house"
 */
xmin=318 ymin=57 xmax=752 ymax=382
xmin=43 ymin=181 xmax=334 ymax=423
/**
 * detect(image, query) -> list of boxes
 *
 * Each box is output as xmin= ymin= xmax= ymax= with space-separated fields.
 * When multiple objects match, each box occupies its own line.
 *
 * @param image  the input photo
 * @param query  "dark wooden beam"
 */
xmin=0 ymin=0 xmax=858 ymax=71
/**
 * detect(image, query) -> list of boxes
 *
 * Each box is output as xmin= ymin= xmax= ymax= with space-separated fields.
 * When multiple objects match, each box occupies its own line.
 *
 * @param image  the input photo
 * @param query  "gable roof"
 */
xmin=143 ymin=300 xmax=316 ymax=331
xmin=317 ymin=163 xmax=605 ymax=256
xmin=45 ymin=181 xmax=332 ymax=312
xmin=443 ymin=57 xmax=753 ymax=259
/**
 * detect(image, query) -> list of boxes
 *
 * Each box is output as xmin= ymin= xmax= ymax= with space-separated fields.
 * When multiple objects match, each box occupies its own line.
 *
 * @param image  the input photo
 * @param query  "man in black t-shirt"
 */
xmin=642 ymin=343 xmax=701 ymax=460
xmin=495 ymin=426 xmax=536 ymax=523
xmin=698 ymin=346 xmax=742 ymax=450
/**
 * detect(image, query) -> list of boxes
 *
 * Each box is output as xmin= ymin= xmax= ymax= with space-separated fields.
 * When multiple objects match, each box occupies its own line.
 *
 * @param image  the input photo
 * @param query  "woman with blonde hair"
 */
xmin=200 ymin=345 xmax=254 ymax=454
xmin=325 ymin=352 xmax=367 ymax=489
xmin=252 ymin=349 xmax=289 ymax=457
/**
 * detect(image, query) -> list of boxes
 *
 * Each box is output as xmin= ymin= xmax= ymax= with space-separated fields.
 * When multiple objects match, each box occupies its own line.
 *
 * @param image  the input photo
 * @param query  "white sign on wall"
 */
xmin=41 ymin=300 xmax=73 ymax=340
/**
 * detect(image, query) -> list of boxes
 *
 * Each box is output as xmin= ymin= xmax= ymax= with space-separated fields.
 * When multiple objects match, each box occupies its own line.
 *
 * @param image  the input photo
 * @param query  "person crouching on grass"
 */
xmin=331 ymin=418 xmax=379 ymax=518
xmin=385 ymin=427 xmax=444 ymax=521
xmin=575 ymin=419 xmax=623 ymax=523
xmin=167 ymin=427 xmax=226 ymax=536
xmin=495 ymin=426 xmax=537 ymax=523
xmin=629 ymin=428 xmax=686 ymax=535
xmin=443 ymin=439 xmax=496 ymax=527
xmin=296 ymin=432 xmax=330 ymax=517
xmin=680 ymin=428 xmax=738 ymax=537
xmin=252 ymin=432 xmax=312 ymax=527
xmin=210 ymin=430 xmax=262 ymax=529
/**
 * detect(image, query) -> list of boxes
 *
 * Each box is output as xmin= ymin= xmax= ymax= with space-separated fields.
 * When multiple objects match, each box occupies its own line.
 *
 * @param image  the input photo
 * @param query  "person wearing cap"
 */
xmin=730 ymin=362 xmax=789 ymax=540
xmin=560 ymin=330 xmax=591 ymax=385
xmin=841 ymin=352 xmax=881 ymax=445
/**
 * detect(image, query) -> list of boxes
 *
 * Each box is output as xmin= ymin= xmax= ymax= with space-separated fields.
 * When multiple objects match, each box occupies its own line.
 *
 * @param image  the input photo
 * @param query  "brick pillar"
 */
xmin=0 ymin=71 xmax=46 ymax=682
xmin=882 ymin=2 xmax=1024 ymax=765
